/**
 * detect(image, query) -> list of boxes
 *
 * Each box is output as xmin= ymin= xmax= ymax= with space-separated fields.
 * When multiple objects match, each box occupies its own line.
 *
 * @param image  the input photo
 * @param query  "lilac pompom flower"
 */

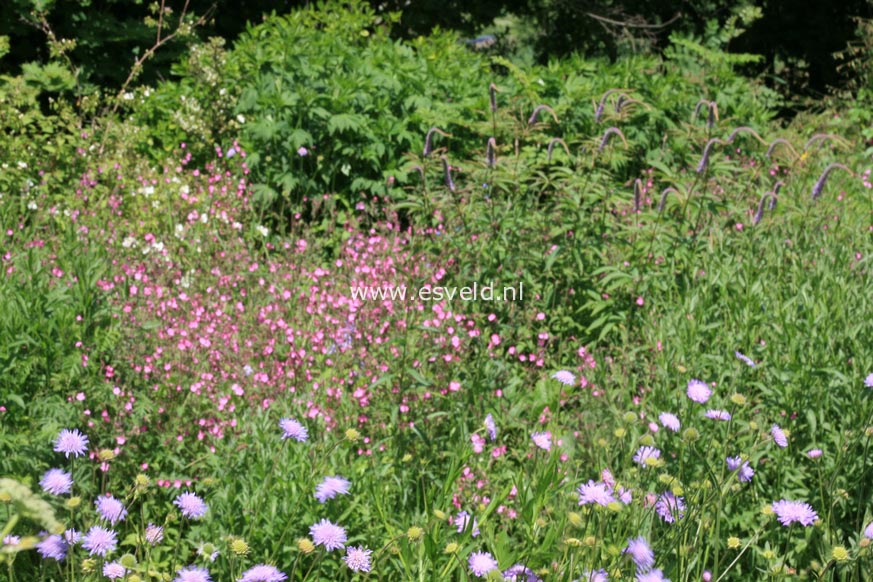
xmin=771 ymin=500 xmax=818 ymax=526
xmin=625 ymin=536 xmax=655 ymax=571
xmin=278 ymin=418 xmax=308 ymax=442
xmin=771 ymin=425 xmax=788 ymax=448
xmin=174 ymin=492 xmax=208 ymax=520
xmin=54 ymin=428 xmax=89 ymax=458
xmin=344 ymin=546 xmax=373 ymax=572
xmin=175 ymin=565 xmax=212 ymax=582
xmin=468 ymin=551 xmax=499 ymax=578
xmin=314 ymin=476 xmax=351 ymax=503
xmin=310 ymin=519 xmax=347 ymax=551
xmin=40 ymin=468 xmax=73 ymax=495
xmin=238 ymin=564 xmax=287 ymax=582
xmin=659 ymin=412 xmax=680 ymax=432
xmin=82 ymin=526 xmax=117 ymax=556
xmin=551 ymin=370 xmax=576 ymax=386
xmin=95 ymin=494 xmax=128 ymax=525
xmin=687 ymin=379 xmax=711 ymax=403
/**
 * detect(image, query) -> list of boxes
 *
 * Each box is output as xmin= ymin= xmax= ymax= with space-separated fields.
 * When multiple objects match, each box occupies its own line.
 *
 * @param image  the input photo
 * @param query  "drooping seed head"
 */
xmin=440 ymin=155 xmax=456 ymax=192
xmin=696 ymin=138 xmax=724 ymax=173
xmin=658 ymin=187 xmax=680 ymax=212
xmin=754 ymin=192 xmax=778 ymax=225
xmin=547 ymin=137 xmax=570 ymax=163
xmin=804 ymin=133 xmax=840 ymax=152
xmin=423 ymin=127 xmax=450 ymax=158
xmin=486 ymin=137 xmax=497 ymax=168
xmin=489 ymin=83 xmax=498 ymax=113
xmin=727 ymin=126 xmax=765 ymax=145
xmin=598 ymin=127 xmax=628 ymax=152
xmin=811 ymin=163 xmax=852 ymax=200
xmin=633 ymin=179 xmax=643 ymax=212
xmin=765 ymin=138 xmax=798 ymax=160
xmin=528 ymin=104 xmax=558 ymax=125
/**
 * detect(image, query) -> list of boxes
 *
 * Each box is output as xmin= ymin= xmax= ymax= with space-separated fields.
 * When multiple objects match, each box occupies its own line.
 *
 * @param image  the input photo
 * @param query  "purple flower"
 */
xmin=735 ymin=351 xmax=756 ymax=367
xmin=145 ymin=523 xmax=164 ymax=545
xmin=64 ymin=529 xmax=81 ymax=545
xmin=95 ymin=494 xmax=127 ymax=525
xmin=655 ymin=492 xmax=686 ymax=523
xmin=174 ymin=492 xmax=208 ymax=519
xmin=314 ymin=476 xmax=351 ymax=503
xmin=310 ymin=519 xmax=347 ymax=551
xmin=579 ymin=569 xmax=608 ymax=582
xmin=551 ymin=370 xmax=576 ymax=385
xmin=53 ymin=428 xmax=89 ymax=458
xmin=197 ymin=543 xmax=219 ymax=562
xmin=865 ymin=373 xmax=873 ymax=388
xmin=455 ymin=511 xmax=480 ymax=537
xmin=468 ymin=551 xmax=499 ymax=577
xmin=705 ymin=409 xmax=732 ymax=421
xmin=279 ymin=418 xmax=308 ymax=442
xmin=771 ymin=500 xmax=818 ymax=526
xmin=531 ymin=432 xmax=552 ymax=451
xmin=633 ymin=446 xmax=661 ymax=468
xmin=103 ymin=562 xmax=126 ymax=579
xmin=617 ymin=486 xmax=633 ymax=504
xmin=625 ymin=536 xmax=655 ymax=571
xmin=726 ymin=457 xmax=754 ymax=482
xmin=807 ymin=449 xmax=823 ymax=459
xmin=82 ymin=525 xmax=117 ymax=556
xmin=636 ymin=569 xmax=670 ymax=582
xmin=36 ymin=534 xmax=68 ymax=561
xmin=864 ymin=523 xmax=873 ymax=539
xmin=658 ymin=412 xmax=680 ymax=432
xmin=40 ymin=468 xmax=73 ymax=495
xmin=297 ymin=146 xmax=308 ymax=157
xmin=484 ymin=414 xmax=497 ymax=441
xmin=503 ymin=564 xmax=543 ymax=581
xmin=771 ymin=425 xmax=788 ymax=448
xmin=175 ymin=566 xmax=212 ymax=582
xmin=238 ymin=564 xmax=287 ymax=582
xmin=687 ymin=379 xmax=711 ymax=403
xmin=577 ymin=480 xmax=616 ymax=507
xmin=3 ymin=535 xmax=20 ymax=546
xmin=343 ymin=546 xmax=372 ymax=572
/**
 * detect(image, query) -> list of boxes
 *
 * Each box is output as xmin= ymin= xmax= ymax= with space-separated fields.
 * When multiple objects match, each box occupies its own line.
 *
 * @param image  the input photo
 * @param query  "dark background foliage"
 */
xmin=1 ymin=0 xmax=871 ymax=98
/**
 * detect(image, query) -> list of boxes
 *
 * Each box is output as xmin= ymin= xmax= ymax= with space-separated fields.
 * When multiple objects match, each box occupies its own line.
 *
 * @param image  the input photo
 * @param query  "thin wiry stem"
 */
xmin=528 ymin=104 xmax=559 ymax=125
xmin=546 ymin=138 xmax=571 ymax=163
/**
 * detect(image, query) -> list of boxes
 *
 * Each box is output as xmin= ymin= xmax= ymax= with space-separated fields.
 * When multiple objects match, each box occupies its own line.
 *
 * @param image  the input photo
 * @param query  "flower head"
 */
xmin=531 ymin=432 xmax=552 ymax=451
xmin=279 ymin=418 xmax=308 ymax=442
xmin=807 ymin=449 xmax=823 ymax=459
xmin=625 ymin=536 xmax=655 ymax=571
xmin=174 ymin=492 xmax=208 ymax=519
xmin=658 ymin=412 xmax=680 ymax=432
xmin=36 ymin=534 xmax=68 ymax=561
xmin=145 ymin=523 xmax=164 ymax=545
xmin=82 ymin=525 xmax=117 ymax=556
xmin=54 ymin=428 xmax=89 ymax=458
xmin=577 ymin=480 xmax=616 ymax=507
xmin=633 ymin=446 xmax=661 ymax=468
xmin=655 ymin=492 xmax=686 ymax=523
xmin=344 ymin=546 xmax=372 ymax=572
xmin=455 ymin=511 xmax=480 ymax=537
xmin=552 ymin=370 xmax=576 ymax=386
xmin=40 ymin=468 xmax=73 ymax=495
xmin=95 ymin=495 xmax=127 ymax=525
xmin=310 ymin=519 xmax=347 ymax=551
xmin=771 ymin=499 xmax=818 ymax=526
xmin=687 ymin=379 xmax=711 ymax=403
xmin=771 ymin=425 xmax=788 ymax=448
xmin=175 ymin=565 xmax=212 ymax=582
xmin=503 ymin=564 xmax=543 ymax=581
xmin=468 ymin=551 xmax=499 ymax=578
xmin=735 ymin=351 xmax=756 ymax=367
xmin=865 ymin=373 xmax=873 ymax=388
xmin=484 ymin=414 xmax=497 ymax=441
xmin=636 ymin=569 xmax=670 ymax=582
xmin=103 ymin=562 xmax=126 ymax=579
xmin=864 ymin=522 xmax=873 ymax=539
xmin=726 ymin=457 xmax=754 ymax=482
xmin=238 ymin=564 xmax=287 ymax=582
xmin=315 ymin=476 xmax=351 ymax=503
xmin=705 ymin=409 xmax=732 ymax=421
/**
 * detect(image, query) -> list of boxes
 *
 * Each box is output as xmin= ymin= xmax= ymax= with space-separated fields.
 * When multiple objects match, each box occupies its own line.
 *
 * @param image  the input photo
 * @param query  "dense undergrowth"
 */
xmin=2 ymin=2 xmax=873 ymax=581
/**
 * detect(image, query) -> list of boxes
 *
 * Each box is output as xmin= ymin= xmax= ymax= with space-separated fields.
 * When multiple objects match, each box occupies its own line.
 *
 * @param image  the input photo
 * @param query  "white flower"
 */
xmin=17 ymin=161 xmax=27 ymax=169
xmin=27 ymin=201 xmax=37 ymax=210
xmin=151 ymin=200 xmax=160 ymax=209
xmin=256 ymin=225 xmax=269 ymax=237
xmin=142 ymin=186 xmax=154 ymax=197
xmin=199 ymin=213 xmax=208 ymax=224
xmin=123 ymin=92 xmax=134 ymax=101
xmin=236 ymin=114 xmax=246 ymax=124
xmin=180 ymin=185 xmax=189 ymax=196
xmin=122 ymin=236 xmax=137 ymax=248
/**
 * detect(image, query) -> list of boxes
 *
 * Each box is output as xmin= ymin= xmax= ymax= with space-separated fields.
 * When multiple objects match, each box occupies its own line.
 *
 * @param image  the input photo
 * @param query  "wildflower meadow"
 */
xmin=3 ymin=1 xmax=873 ymax=581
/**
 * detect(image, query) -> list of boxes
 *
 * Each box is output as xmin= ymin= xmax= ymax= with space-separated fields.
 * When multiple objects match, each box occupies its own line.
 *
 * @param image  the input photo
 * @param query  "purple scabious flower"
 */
xmin=865 ymin=373 xmax=873 ymax=388
xmin=238 ymin=564 xmax=287 ymax=582
xmin=705 ymin=409 xmax=732 ymax=421
xmin=278 ymin=418 xmax=308 ymax=442
xmin=687 ymin=379 xmax=711 ymax=403
xmin=659 ymin=412 xmax=680 ymax=432
xmin=145 ymin=523 xmax=164 ymax=545
xmin=53 ymin=428 xmax=89 ymax=458
xmin=625 ymin=536 xmax=655 ymax=571
xmin=552 ymin=370 xmax=576 ymax=385
xmin=36 ymin=534 xmax=68 ymax=561
xmin=174 ymin=492 xmax=208 ymax=520
xmin=617 ymin=486 xmax=633 ymax=504
xmin=197 ymin=543 xmax=219 ymax=562
xmin=469 ymin=551 xmax=499 ymax=578
xmin=531 ymin=432 xmax=552 ymax=451
xmin=64 ymin=529 xmax=81 ymax=545
xmin=807 ymin=449 xmax=823 ymax=459
xmin=633 ymin=446 xmax=661 ymax=468
xmin=343 ymin=546 xmax=372 ymax=573
xmin=95 ymin=494 xmax=127 ymax=525
xmin=864 ymin=522 xmax=873 ymax=539
xmin=314 ymin=476 xmax=351 ymax=503
xmin=771 ymin=425 xmax=788 ymax=448
xmin=735 ymin=351 xmax=756 ymax=367
xmin=655 ymin=492 xmax=686 ymax=523
xmin=455 ymin=511 xmax=480 ymax=537
xmin=82 ymin=525 xmax=117 ymax=556
xmin=310 ymin=519 xmax=347 ymax=551
xmin=175 ymin=566 xmax=212 ymax=582
xmin=484 ymin=414 xmax=497 ymax=441
xmin=103 ymin=561 xmax=126 ymax=579
xmin=577 ymin=480 xmax=616 ymax=507
xmin=40 ymin=468 xmax=73 ymax=495
xmin=503 ymin=563 xmax=542 ymax=581
xmin=3 ymin=535 xmax=20 ymax=546
xmin=579 ymin=569 xmax=608 ymax=582
xmin=636 ymin=569 xmax=670 ymax=582
xmin=726 ymin=457 xmax=754 ymax=482
xmin=771 ymin=500 xmax=818 ymax=526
